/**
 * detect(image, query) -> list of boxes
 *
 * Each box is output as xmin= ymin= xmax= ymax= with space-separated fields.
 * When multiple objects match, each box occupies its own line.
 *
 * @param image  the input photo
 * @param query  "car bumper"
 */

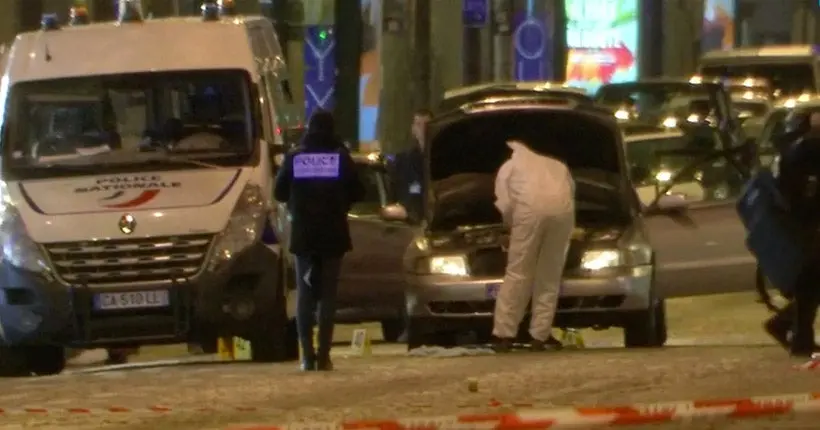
xmin=406 ymin=265 xmax=653 ymax=323
xmin=0 ymin=242 xmax=281 ymax=348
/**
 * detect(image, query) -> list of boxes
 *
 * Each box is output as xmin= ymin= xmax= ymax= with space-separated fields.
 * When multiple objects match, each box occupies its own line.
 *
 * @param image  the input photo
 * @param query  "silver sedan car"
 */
xmin=381 ymin=92 xmax=678 ymax=350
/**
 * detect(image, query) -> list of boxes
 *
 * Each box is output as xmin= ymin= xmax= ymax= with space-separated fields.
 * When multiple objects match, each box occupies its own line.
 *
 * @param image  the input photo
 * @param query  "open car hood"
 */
xmin=424 ymin=96 xmax=632 ymax=231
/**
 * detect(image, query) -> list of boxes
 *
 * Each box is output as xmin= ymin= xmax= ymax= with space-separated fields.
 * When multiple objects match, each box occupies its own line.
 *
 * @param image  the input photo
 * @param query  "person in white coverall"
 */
xmin=492 ymin=140 xmax=575 ymax=352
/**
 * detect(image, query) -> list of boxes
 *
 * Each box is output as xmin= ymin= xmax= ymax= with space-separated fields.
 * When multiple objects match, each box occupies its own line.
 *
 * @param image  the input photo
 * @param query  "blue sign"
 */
xmin=513 ymin=14 xmax=553 ymax=81
xmin=303 ymin=26 xmax=336 ymax=120
xmin=463 ymin=0 xmax=489 ymax=27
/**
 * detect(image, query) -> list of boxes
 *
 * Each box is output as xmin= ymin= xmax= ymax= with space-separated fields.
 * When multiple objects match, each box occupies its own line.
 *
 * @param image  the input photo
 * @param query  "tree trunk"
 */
xmin=428 ymin=0 xmax=463 ymax=109
xmin=492 ymin=0 xmax=513 ymax=81
xmin=377 ymin=0 xmax=414 ymax=154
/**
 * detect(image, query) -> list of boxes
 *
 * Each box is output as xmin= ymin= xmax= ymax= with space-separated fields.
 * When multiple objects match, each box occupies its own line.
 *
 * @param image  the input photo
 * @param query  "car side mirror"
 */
xmin=380 ymin=203 xmax=408 ymax=222
xmin=656 ymin=194 xmax=690 ymax=212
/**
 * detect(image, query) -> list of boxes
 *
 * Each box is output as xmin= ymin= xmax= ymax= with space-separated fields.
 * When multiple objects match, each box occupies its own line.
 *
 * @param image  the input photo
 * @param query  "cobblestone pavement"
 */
xmin=1 ymin=292 xmax=819 ymax=430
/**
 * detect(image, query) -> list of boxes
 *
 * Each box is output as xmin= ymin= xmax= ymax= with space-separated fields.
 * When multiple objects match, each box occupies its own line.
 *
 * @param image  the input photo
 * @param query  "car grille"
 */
xmin=44 ymin=234 xmax=214 ymax=286
xmin=468 ymin=244 xmax=584 ymax=277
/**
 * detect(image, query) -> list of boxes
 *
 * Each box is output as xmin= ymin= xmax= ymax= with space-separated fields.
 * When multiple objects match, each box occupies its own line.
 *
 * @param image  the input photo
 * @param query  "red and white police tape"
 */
xmin=227 ymin=392 xmax=820 ymax=430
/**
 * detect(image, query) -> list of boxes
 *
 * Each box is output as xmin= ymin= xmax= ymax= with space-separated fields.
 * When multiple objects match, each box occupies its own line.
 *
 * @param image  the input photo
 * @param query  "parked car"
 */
xmin=596 ymin=78 xmax=744 ymax=148
xmin=379 ymin=91 xmax=669 ymax=350
xmin=731 ymin=91 xmax=772 ymax=125
xmin=755 ymin=95 xmax=820 ymax=170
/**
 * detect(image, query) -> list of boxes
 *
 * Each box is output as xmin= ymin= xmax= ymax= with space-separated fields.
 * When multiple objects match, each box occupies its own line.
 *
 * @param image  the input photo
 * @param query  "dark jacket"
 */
xmin=391 ymin=145 xmax=424 ymax=222
xmin=274 ymin=113 xmax=365 ymax=256
xmin=777 ymin=132 xmax=820 ymax=232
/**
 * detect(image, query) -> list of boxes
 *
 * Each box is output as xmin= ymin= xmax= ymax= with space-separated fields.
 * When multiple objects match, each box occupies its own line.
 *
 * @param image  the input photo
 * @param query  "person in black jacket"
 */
xmin=764 ymin=109 xmax=820 ymax=357
xmin=390 ymin=108 xmax=432 ymax=222
xmin=274 ymin=110 xmax=365 ymax=371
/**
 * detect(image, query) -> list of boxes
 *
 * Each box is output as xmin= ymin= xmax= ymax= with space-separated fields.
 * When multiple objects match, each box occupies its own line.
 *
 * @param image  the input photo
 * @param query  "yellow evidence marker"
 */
xmin=350 ymin=328 xmax=372 ymax=357
xmin=217 ymin=336 xmax=253 ymax=361
xmin=561 ymin=329 xmax=585 ymax=348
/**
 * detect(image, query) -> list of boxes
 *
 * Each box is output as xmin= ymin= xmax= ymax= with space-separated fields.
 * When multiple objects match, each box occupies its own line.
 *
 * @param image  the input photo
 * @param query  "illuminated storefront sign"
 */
xmin=565 ymin=0 xmax=638 ymax=93
xmin=304 ymin=26 xmax=336 ymax=120
xmin=513 ymin=13 xmax=553 ymax=81
xmin=702 ymin=0 xmax=735 ymax=52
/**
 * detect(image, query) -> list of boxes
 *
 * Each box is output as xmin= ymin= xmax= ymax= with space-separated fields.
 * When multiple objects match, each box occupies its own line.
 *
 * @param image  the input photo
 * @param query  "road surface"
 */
xmin=1 ymin=292 xmax=819 ymax=430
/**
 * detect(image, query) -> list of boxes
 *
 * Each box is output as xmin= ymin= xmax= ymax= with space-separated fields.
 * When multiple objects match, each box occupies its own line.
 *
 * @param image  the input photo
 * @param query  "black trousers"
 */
xmin=294 ymin=255 xmax=342 ymax=362
xmin=771 ymin=264 xmax=820 ymax=352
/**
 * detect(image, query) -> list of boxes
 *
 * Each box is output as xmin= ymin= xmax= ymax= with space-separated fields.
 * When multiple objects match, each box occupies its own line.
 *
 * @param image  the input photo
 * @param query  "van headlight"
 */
xmin=0 ymin=204 xmax=49 ymax=273
xmin=415 ymin=255 xmax=469 ymax=276
xmin=208 ymin=184 xmax=267 ymax=269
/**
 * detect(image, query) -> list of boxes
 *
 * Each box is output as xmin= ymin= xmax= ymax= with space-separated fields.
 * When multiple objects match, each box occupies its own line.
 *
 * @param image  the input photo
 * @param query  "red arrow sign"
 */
xmin=566 ymin=42 xmax=635 ymax=84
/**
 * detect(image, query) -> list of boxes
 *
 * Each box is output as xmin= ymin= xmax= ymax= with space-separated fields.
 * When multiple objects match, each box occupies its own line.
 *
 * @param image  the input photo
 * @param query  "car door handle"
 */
xmin=383 ymin=225 xmax=399 ymax=234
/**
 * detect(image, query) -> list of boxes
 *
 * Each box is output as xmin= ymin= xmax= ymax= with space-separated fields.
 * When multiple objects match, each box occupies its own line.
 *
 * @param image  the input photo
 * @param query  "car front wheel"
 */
xmin=622 ymin=299 xmax=667 ymax=348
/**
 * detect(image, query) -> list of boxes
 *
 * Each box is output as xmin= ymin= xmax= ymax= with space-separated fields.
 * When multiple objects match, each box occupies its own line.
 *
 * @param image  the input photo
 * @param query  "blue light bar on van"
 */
xmin=41 ymin=14 xmax=61 ymax=31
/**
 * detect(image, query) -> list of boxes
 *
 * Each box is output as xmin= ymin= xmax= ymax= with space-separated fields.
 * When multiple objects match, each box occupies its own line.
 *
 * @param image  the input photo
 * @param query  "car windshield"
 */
xmin=596 ymin=83 xmax=726 ymax=127
xmin=1 ymin=69 xmax=253 ymax=176
xmin=625 ymin=130 xmax=725 ymax=206
xmin=700 ymin=63 xmax=816 ymax=96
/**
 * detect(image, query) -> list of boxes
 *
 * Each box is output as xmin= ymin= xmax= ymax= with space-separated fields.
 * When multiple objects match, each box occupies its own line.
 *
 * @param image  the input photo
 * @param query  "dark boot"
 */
xmin=316 ymin=356 xmax=334 ymax=371
xmin=492 ymin=337 xmax=514 ymax=353
xmin=531 ymin=336 xmax=563 ymax=352
xmin=764 ymin=304 xmax=792 ymax=350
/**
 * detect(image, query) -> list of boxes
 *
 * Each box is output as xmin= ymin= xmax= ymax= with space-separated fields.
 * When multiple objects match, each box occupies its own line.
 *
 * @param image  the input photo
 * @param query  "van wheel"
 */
xmin=249 ymin=256 xmax=299 ymax=362
xmin=623 ymin=299 xmax=667 ymax=348
xmin=0 ymin=346 xmax=66 ymax=377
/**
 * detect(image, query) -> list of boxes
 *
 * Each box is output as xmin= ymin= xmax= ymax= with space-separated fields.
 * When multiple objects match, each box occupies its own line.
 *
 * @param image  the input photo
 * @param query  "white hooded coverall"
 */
xmin=492 ymin=141 xmax=575 ymax=341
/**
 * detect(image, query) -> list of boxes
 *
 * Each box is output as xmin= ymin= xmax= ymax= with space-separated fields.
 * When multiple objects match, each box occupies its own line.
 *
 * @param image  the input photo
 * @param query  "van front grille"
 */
xmin=44 ymin=234 xmax=214 ymax=286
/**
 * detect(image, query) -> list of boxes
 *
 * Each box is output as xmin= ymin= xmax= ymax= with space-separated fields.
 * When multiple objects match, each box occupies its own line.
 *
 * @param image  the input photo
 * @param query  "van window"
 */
xmin=3 ymin=70 xmax=255 ymax=178
xmin=700 ymin=63 xmax=816 ymax=96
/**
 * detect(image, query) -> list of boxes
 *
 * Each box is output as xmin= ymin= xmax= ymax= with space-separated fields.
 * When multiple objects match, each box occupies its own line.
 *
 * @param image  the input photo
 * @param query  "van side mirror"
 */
xmin=380 ymin=203 xmax=408 ymax=222
xmin=656 ymin=194 xmax=690 ymax=212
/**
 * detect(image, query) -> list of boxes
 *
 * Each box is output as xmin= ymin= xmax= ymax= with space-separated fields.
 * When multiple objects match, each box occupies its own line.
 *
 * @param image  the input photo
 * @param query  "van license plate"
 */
xmin=94 ymin=291 xmax=170 ymax=310
xmin=486 ymin=283 xmax=501 ymax=299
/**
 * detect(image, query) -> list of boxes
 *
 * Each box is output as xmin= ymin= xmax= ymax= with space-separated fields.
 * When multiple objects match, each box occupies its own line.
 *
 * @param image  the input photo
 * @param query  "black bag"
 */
xmin=737 ymin=169 xmax=803 ymax=295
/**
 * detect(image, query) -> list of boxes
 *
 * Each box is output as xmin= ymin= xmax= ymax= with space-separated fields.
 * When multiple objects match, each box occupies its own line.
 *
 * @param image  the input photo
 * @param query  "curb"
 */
xmin=226 ymin=392 xmax=820 ymax=429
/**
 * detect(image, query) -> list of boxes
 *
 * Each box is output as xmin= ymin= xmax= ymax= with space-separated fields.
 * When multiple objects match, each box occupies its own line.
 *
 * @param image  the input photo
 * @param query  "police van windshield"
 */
xmin=1 ymin=69 xmax=254 ymax=177
xmin=700 ymin=63 xmax=816 ymax=96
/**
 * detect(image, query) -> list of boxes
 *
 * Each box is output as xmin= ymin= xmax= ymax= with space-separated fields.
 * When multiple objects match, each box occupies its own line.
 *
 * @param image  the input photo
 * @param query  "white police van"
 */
xmin=0 ymin=2 xmax=300 ymax=375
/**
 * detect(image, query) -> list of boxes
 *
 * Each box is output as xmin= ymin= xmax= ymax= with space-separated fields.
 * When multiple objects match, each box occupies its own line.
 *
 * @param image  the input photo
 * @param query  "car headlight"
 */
xmin=0 ymin=194 xmax=49 ymax=273
xmin=415 ymin=255 xmax=469 ymax=276
xmin=581 ymin=244 xmax=652 ymax=271
xmin=208 ymin=184 xmax=267 ymax=270
xmin=655 ymin=170 xmax=672 ymax=182
xmin=580 ymin=250 xmax=622 ymax=271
